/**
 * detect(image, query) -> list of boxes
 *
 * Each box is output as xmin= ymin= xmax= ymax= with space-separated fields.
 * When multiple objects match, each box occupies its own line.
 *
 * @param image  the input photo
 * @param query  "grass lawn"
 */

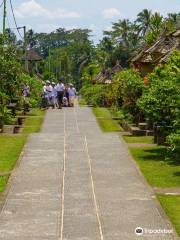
xmin=93 ymin=107 xmax=122 ymax=132
xmin=22 ymin=109 xmax=45 ymax=134
xmin=157 ymin=194 xmax=180 ymax=236
xmin=123 ymin=135 xmax=154 ymax=144
xmin=130 ymin=147 xmax=180 ymax=187
xmin=27 ymin=109 xmax=45 ymax=117
xmin=0 ymin=109 xmax=45 ymax=193
xmin=0 ymin=135 xmax=27 ymax=192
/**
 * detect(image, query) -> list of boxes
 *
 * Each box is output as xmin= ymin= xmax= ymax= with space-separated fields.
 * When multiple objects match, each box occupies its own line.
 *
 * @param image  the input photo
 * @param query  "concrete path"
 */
xmin=0 ymin=106 xmax=178 ymax=240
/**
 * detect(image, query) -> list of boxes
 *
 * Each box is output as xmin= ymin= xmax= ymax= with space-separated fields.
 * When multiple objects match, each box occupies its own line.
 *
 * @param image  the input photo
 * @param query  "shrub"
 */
xmin=21 ymin=73 xmax=43 ymax=108
xmin=0 ymin=105 xmax=13 ymax=125
xmin=0 ymin=38 xmax=21 ymax=99
xmin=80 ymin=84 xmax=109 ymax=106
xmin=167 ymin=132 xmax=180 ymax=162
xmin=138 ymin=51 xmax=180 ymax=127
xmin=111 ymin=69 xmax=144 ymax=122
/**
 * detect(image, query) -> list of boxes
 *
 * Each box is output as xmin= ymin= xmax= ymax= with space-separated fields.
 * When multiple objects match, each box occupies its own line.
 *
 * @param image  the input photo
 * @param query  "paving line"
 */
xmin=74 ymin=102 xmax=80 ymax=133
xmin=84 ymin=136 xmax=104 ymax=240
xmin=59 ymin=109 xmax=67 ymax=240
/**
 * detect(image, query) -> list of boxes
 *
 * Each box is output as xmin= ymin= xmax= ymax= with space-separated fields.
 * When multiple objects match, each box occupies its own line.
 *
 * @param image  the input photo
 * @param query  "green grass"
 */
xmin=22 ymin=109 xmax=45 ymax=134
xmin=157 ymin=194 xmax=180 ymax=236
xmin=93 ymin=107 xmax=112 ymax=118
xmin=93 ymin=107 xmax=122 ymax=132
xmin=0 ymin=177 xmax=8 ymax=192
xmin=0 ymin=135 xmax=27 ymax=192
xmin=0 ymin=109 xmax=45 ymax=193
xmin=28 ymin=109 xmax=45 ymax=117
xmin=130 ymin=147 xmax=180 ymax=187
xmin=123 ymin=135 xmax=154 ymax=144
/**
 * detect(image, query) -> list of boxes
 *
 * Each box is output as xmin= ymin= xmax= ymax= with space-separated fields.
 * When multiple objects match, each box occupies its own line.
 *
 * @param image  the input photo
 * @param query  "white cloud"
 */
xmin=102 ymin=8 xmax=121 ymax=19
xmin=104 ymin=26 xmax=112 ymax=31
xmin=15 ymin=0 xmax=81 ymax=19
xmin=89 ymin=24 xmax=98 ymax=31
xmin=65 ymin=25 xmax=79 ymax=30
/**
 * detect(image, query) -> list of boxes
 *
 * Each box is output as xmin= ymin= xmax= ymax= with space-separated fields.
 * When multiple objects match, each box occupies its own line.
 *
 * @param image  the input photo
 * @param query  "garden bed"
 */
xmin=93 ymin=107 xmax=122 ymax=132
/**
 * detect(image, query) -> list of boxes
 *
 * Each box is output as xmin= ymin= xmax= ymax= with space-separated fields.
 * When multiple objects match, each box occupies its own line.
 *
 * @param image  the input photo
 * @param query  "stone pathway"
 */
xmin=0 ymin=106 xmax=178 ymax=240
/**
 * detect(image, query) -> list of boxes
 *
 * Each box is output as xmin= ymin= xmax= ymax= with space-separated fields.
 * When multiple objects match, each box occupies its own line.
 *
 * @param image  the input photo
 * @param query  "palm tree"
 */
xmin=110 ymin=19 xmax=132 ymax=47
xmin=149 ymin=12 xmax=163 ymax=34
xmin=168 ymin=13 xmax=180 ymax=28
xmin=168 ymin=13 xmax=180 ymax=23
xmin=136 ymin=9 xmax=152 ymax=36
xmin=145 ymin=12 xmax=164 ymax=44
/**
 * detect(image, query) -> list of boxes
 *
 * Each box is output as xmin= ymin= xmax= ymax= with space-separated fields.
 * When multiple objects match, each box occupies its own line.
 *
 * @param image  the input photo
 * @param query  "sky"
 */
xmin=0 ymin=0 xmax=180 ymax=43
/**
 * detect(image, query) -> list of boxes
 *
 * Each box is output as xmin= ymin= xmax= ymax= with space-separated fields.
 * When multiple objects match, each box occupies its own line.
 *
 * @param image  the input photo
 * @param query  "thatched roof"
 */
xmin=131 ymin=29 xmax=180 ymax=64
xmin=95 ymin=62 xmax=123 ymax=84
xmin=21 ymin=49 xmax=42 ymax=61
xmin=112 ymin=63 xmax=123 ymax=73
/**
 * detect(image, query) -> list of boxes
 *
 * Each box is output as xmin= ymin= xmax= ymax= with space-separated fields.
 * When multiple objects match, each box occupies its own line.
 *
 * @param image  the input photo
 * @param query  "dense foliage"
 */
xmin=138 ymin=51 xmax=180 ymax=126
xmin=80 ymin=50 xmax=180 ymax=161
xmin=80 ymin=84 xmax=109 ymax=107
xmin=0 ymin=39 xmax=21 ymax=100
xmin=0 ymin=35 xmax=43 ymax=125
xmin=111 ymin=70 xmax=144 ymax=122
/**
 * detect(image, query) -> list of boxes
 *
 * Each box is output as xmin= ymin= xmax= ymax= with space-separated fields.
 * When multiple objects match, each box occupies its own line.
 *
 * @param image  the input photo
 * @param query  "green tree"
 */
xmin=145 ymin=12 xmax=164 ymax=44
xmin=138 ymin=51 xmax=180 ymax=126
xmin=0 ymin=35 xmax=21 ymax=99
xmin=136 ymin=9 xmax=152 ymax=36
xmin=111 ymin=69 xmax=144 ymax=121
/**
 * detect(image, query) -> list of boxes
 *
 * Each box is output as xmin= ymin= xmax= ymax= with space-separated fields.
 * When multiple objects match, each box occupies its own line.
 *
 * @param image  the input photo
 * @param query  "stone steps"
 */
xmin=130 ymin=126 xmax=154 ymax=136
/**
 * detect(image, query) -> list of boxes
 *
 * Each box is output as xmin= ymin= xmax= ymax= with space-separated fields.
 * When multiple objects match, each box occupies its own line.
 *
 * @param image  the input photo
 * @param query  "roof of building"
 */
xmin=95 ymin=62 xmax=123 ymax=84
xmin=21 ymin=49 xmax=42 ymax=61
xmin=131 ymin=28 xmax=180 ymax=64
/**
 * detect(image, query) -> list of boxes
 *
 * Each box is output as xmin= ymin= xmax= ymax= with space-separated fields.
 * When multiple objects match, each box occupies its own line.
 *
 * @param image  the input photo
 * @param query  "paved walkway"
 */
xmin=0 ymin=106 xmax=178 ymax=240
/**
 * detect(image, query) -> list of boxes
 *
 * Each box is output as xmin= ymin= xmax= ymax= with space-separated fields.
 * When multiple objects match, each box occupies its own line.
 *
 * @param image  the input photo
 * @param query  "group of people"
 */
xmin=42 ymin=79 xmax=77 ymax=109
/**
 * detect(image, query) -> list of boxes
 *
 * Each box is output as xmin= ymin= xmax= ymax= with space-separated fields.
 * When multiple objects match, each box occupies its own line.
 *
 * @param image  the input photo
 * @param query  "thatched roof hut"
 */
xmin=21 ymin=49 xmax=42 ymax=62
xmin=131 ymin=29 xmax=180 ymax=76
xmin=95 ymin=62 xmax=123 ymax=84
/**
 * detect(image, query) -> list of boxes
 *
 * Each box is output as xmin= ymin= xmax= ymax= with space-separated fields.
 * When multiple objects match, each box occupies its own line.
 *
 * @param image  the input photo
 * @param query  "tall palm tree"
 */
xmin=168 ymin=13 xmax=180 ymax=23
xmin=111 ymin=19 xmax=132 ymax=47
xmin=168 ymin=13 xmax=180 ymax=28
xmin=149 ymin=12 xmax=163 ymax=34
xmin=136 ymin=9 xmax=152 ymax=36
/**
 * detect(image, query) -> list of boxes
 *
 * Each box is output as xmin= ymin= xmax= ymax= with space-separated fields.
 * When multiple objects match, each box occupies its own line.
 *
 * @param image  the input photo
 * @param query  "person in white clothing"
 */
xmin=43 ymin=80 xmax=52 ymax=108
xmin=50 ymin=82 xmax=57 ymax=109
xmin=68 ymin=84 xmax=76 ymax=107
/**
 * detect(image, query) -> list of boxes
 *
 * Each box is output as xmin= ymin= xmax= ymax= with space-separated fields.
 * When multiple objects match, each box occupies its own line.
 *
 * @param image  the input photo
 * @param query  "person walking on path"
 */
xmin=42 ymin=81 xmax=52 ymax=109
xmin=50 ymin=82 xmax=57 ymax=109
xmin=68 ymin=84 xmax=76 ymax=107
xmin=22 ymin=85 xmax=30 ymax=112
xmin=56 ymin=79 xmax=65 ymax=109
xmin=64 ymin=84 xmax=70 ymax=106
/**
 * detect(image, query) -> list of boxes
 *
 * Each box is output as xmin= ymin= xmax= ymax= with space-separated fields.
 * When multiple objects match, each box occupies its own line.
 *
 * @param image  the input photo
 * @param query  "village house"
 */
xmin=95 ymin=61 xmax=123 ymax=84
xmin=21 ymin=48 xmax=42 ymax=74
xmin=131 ymin=28 xmax=180 ymax=76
